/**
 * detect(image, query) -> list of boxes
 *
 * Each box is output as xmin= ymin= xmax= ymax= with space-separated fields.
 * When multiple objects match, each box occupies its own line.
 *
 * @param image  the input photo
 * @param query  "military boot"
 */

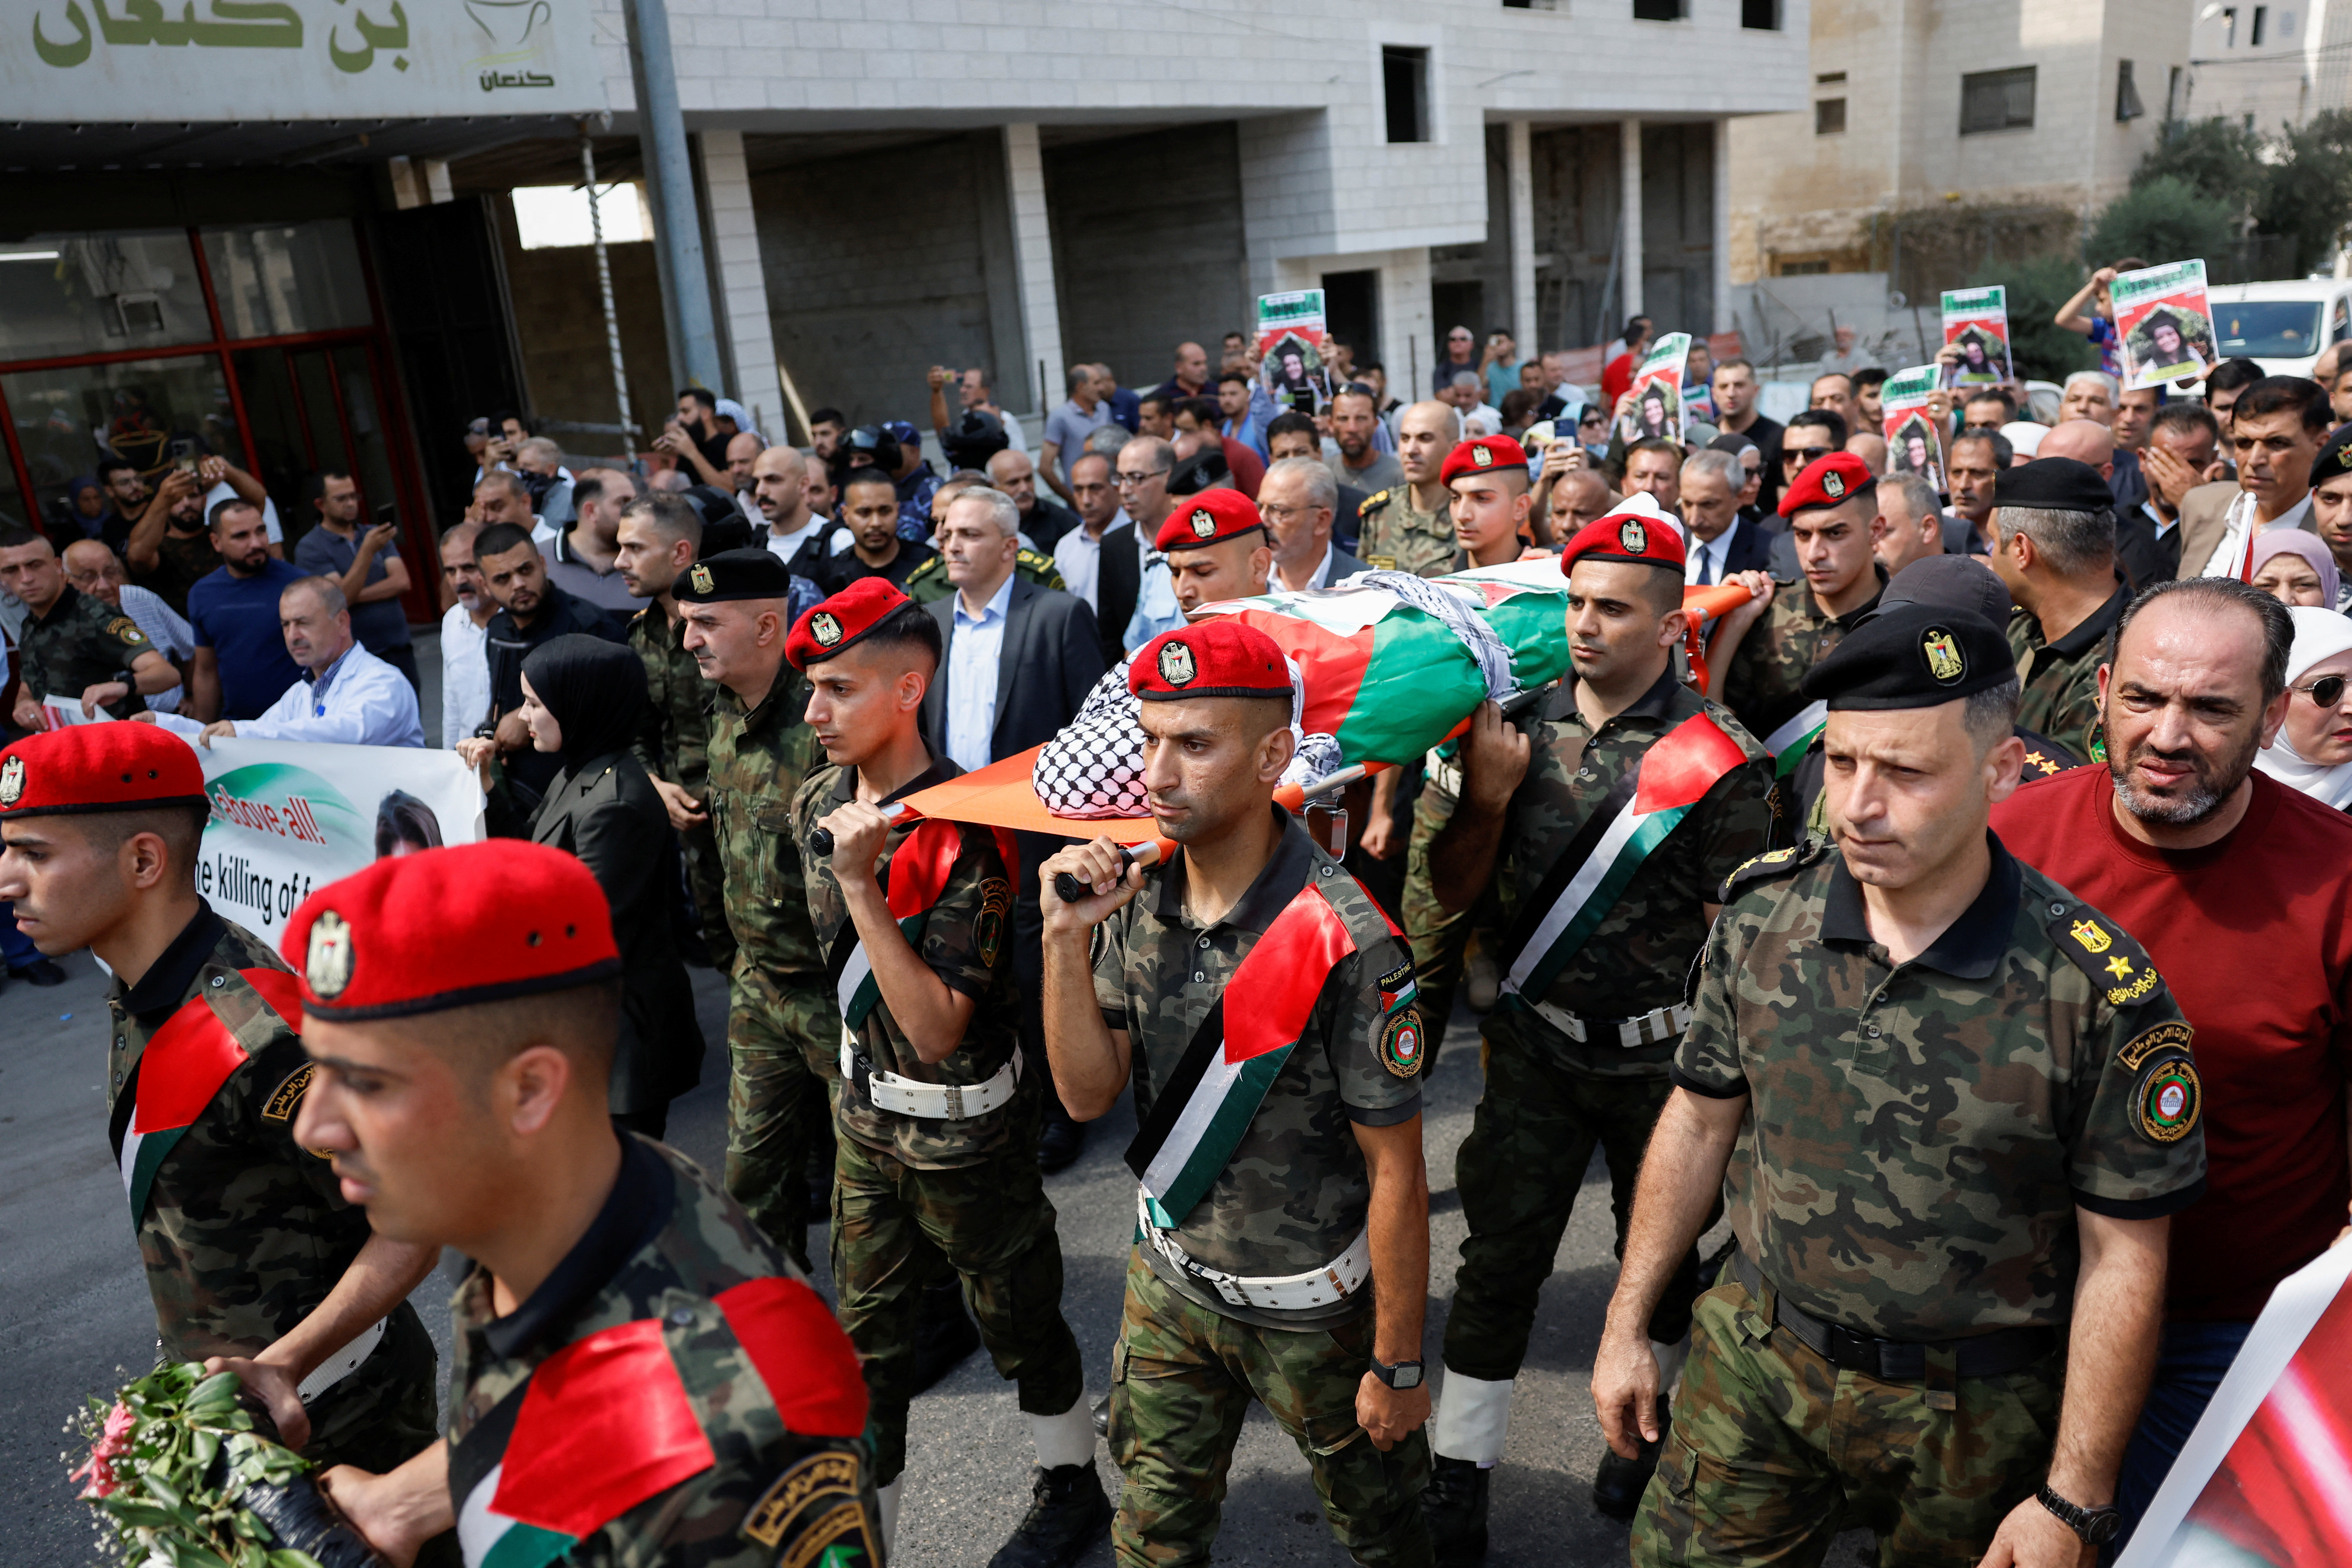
xmin=908 ymin=1275 xmax=980 ymax=1394
xmin=1590 ymin=1397 xmax=1669 ymax=1520
xmin=1422 ymin=1455 xmax=1490 ymax=1565
xmin=987 ymin=1463 xmax=1114 ymax=1568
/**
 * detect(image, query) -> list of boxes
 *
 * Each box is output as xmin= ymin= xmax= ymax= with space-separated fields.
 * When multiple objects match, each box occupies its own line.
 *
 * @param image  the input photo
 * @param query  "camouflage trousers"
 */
xmin=1108 ymin=1249 xmax=1434 ymax=1568
xmin=1443 ymin=1014 xmax=1710 ymax=1381
xmin=682 ymin=818 xmax=737 ymax=972
xmin=1401 ymin=769 xmax=1474 ymax=1073
xmin=1631 ymin=1269 xmax=2061 ymax=1568
xmin=831 ymin=1131 xmax=1083 ymax=1486
xmin=723 ymin=970 xmax=839 ymax=1275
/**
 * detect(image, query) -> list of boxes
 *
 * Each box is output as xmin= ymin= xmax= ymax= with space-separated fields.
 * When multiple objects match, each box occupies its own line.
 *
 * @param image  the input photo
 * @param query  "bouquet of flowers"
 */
xmin=67 ymin=1361 xmax=383 ymax=1568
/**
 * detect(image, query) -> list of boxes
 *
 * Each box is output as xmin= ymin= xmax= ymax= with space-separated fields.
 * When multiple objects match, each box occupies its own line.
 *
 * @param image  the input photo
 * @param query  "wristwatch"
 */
xmin=2036 ymin=1484 xmax=2123 ymax=1546
xmin=1370 ymin=1357 xmax=1425 ymax=1391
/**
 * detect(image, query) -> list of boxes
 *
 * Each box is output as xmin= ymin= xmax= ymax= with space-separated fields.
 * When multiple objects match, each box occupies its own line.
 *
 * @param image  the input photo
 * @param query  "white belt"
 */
xmin=296 ymin=1316 xmax=386 ymax=1401
xmin=1531 ymin=997 xmax=1691 ymax=1050
xmin=840 ymin=1029 xmax=1021 ymax=1120
xmin=1136 ymin=1190 xmax=1371 ymax=1312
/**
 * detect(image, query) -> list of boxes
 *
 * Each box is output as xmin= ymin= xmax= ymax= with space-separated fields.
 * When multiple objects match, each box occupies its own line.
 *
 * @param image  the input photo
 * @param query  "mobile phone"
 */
xmin=375 ymin=504 xmax=397 ymax=533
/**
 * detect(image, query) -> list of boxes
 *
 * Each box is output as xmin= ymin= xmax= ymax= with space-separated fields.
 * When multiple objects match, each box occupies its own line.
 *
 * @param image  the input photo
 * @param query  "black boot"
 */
xmin=908 ymin=1277 xmax=980 ymax=1395
xmin=1036 ymin=1111 xmax=1085 ymax=1174
xmin=986 ymin=1463 xmax=1113 ymax=1568
xmin=1422 ymin=1455 xmax=1490 ymax=1565
xmin=1590 ymin=1398 xmax=1668 ymax=1521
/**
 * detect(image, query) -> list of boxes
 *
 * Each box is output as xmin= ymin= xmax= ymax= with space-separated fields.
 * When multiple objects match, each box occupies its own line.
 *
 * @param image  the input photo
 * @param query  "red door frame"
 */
xmin=0 ymin=220 xmax=442 ymax=624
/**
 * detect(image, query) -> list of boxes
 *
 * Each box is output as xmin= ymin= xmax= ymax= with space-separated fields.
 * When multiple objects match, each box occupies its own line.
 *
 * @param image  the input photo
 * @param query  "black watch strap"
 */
xmin=1371 ymin=1357 xmax=1424 ymax=1390
xmin=2036 ymin=1484 xmax=2122 ymax=1546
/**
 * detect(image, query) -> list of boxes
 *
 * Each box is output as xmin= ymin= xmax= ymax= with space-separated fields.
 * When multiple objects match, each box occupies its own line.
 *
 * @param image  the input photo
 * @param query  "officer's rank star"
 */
xmin=2106 ymin=956 xmax=2135 ymax=979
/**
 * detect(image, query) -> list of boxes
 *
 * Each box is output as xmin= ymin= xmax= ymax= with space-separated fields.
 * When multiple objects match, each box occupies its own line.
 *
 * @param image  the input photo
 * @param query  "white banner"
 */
xmin=4 ymin=0 xmax=610 ymax=120
xmin=197 ymin=737 xmax=483 ymax=936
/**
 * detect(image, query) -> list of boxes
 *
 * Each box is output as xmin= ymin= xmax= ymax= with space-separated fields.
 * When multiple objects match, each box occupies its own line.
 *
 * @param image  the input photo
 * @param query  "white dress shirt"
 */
xmin=439 ymin=604 xmax=494 ymax=750
xmin=116 ymin=584 xmax=194 ymax=713
xmin=1053 ymin=524 xmax=1106 ymax=612
xmin=1685 ymin=527 xmax=1732 ymax=586
xmin=238 ymin=642 xmax=425 ymax=747
xmin=946 ymin=573 xmax=1015 ymax=773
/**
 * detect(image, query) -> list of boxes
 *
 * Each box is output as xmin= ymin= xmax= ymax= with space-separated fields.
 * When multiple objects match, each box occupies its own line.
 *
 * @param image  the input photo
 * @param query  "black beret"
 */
xmin=1878 ymin=554 xmax=2014 ymax=628
xmin=1800 ymin=603 xmax=2016 ymax=711
xmin=673 ymin=546 xmax=794 ymax=604
xmin=1993 ymin=457 xmax=2112 ymax=513
xmin=2314 ymin=424 xmax=2352 ymax=489
xmin=1168 ymin=446 xmax=1230 ymax=496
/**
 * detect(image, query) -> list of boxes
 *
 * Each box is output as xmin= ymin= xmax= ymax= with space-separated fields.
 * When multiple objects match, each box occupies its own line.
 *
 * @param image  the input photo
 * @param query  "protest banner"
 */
xmin=1255 ymin=289 xmax=1332 ymax=414
xmin=1940 ymin=287 xmax=2013 ymax=387
xmin=2113 ymin=260 xmax=2220 ymax=391
xmin=1880 ymin=365 xmax=1946 ymax=492
xmin=2118 ymin=1241 xmax=2352 ymax=1566
xmin=1625 ymin=332 xmax=1691 ymax=445
xmin=195 ymin=737 xmax=483 ymax=935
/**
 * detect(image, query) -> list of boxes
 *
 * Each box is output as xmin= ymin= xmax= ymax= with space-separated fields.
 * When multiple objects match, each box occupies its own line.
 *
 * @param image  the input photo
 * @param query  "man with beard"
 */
xmin=1993 ymin=577 xmax=2352 ymax=1552
xmin=436 ymin=522 xmax=495 ymax=749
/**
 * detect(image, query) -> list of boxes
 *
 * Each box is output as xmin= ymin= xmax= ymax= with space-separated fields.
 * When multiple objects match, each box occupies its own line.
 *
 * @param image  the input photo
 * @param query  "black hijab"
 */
xmin=521 ymin=633 xmax=647 ymax=774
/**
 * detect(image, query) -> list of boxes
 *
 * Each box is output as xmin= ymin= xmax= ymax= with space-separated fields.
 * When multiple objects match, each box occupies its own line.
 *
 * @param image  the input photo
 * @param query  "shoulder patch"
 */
xmin=2118 ymin=1018 xmax=2192 ymax=1072
xmin=1717 ymin=839 xmax=1822 ymax=903
xmin=1361 ymin=489 xmax=1391 ymax=512
xmin=1376 ymin=958 xmax=1417 ymax=1015
xmin=107 ymin=615 xmax=147 ymax=646
xmin=261 ymin=1062 xmax=314 ymax=1122
xmin=740 ymin=1451 xmax=878 ymax=1567
xmin=2046 ymin=903 xmax=2166 ymax=1008
xmin=1378 ymin=1009 xmax=1426 ymax=1078
xmin=976 ymin=877 xmax=1011 ymax=968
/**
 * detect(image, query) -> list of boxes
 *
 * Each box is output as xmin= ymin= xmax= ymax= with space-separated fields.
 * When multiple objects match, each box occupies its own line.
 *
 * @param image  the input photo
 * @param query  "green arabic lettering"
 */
xmin=32 ymin=0 xmax=94 ymax=65
xmin=330 ymin=0 xmax=407 ymax=72
xmin=187 ymin=0 xmax=303 ymax=48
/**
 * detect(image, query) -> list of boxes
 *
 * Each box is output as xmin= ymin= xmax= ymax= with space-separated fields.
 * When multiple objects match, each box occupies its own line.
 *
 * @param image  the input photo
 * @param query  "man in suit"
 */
xmin=1680 ymin=448 xmax=1772 ymax=586
xmin=921 ymin=485 xmax=1106 ymax=1171
xmin=2135 ymin=403 xmax=2228 ymax=583
xmin=1261 ymin=456 xmax=1368 ymax=592
xmin=2175 ymin=376 xmax=2331 ymax=578
xmin=1094 ymin=437 xmax=1176 ymax=664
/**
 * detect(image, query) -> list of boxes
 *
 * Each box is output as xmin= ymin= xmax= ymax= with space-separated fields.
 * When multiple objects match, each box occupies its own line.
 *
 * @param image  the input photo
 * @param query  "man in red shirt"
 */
xmin=1990 ymin=575 xmax=2352 ymax=1548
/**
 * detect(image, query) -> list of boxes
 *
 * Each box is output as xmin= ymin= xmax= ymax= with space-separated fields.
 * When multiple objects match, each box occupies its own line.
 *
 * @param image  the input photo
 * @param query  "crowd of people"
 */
xmin=5 ymin=300 xmax=2352 ymax=1568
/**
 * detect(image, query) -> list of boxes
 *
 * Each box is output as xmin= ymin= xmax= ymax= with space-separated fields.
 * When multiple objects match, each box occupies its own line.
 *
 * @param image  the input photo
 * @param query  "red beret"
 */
xmin=283 ymin=841 xmax=621 ymax=1020
xmin=786 ymin=577 xmax=912 ymax=670
xmin=1561 ymin=499 xmax=1688 ymax=575
xmin=0 ymin=723 xmax=205 ymax=821
xmin=1129 ymin=620 xmax=1291 ymax=702
xmin=1154 ymin=488 xmax=1265 ymax=554
xmin=1778 ymin=450 xmax=1878 ymax=518
xmin=1440 ymin=435 xmax=1529 ymax=488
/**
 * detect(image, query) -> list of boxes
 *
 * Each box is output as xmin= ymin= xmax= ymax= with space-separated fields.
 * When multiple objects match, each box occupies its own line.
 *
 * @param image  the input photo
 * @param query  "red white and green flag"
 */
xmin=109 ymin=967 xmax=304 ymax=1225
xmin=826 ymin=817 xmax=963 ymax=1031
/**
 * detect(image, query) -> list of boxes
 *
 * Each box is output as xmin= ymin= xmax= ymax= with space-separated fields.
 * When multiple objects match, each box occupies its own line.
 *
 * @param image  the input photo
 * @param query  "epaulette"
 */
xmin=2015 ymin=725 xmax=2082 ymax=781
xmin=2045 ymin=900 xmax=2167 ymax=1010
xmin=1717 ymin=838 xmax=1824 ymax=903
xmin=1016 ymin=548 xmax=1067 ymax=590
xmin=1360 ymin=489 xmax=1392 ymax=514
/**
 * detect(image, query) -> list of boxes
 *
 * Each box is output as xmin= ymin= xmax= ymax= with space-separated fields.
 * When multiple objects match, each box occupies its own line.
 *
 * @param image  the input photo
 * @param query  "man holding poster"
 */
xmin=1880 ymin=365 xmax=1947 ymax=493
xmin=2113 ymin=262 xmax=2221 ymax=391
xmin=1941 ymin=287 xmax=2014 ymax=388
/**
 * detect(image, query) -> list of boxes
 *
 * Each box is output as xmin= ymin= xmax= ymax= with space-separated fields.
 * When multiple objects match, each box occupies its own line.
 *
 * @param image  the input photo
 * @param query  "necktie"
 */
xmin=1698 ymin=542 xmax=1716 ymax=586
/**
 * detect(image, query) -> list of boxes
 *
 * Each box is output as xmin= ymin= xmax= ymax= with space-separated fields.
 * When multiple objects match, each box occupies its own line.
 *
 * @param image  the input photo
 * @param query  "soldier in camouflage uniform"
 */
xmin=1984 ymin=458 xmax=2131 ymax=766
xmin=786 ymin=576 xmax=1105 ymax=1567
xmin=0 ymin=528 xmax=177 ymax=726
xmin=1396 ymin=751 xmax=1476 ymax=1073
xmin=1709 ymin=453 xmax=1887 ymax=751
xmin=674 ymin=550 xmax=841 ymax=1276
xmin=615 ymin=492 xmax=737 ymax=972
xmin=1355 ymin=401 xmax=1463 ymax=578
xmin=0 ymin=724 xmax=441 ymax=1482
xmin=1419 ymin=512 xmax=1777 ymax=1555
xmin=1592 ymin=604 xmax=2205 ymax=1568
xmin=270 ymin=840 xmax=881 ymax=1568
xmin=1041 ymin=619 xmax=1436 ymax=1568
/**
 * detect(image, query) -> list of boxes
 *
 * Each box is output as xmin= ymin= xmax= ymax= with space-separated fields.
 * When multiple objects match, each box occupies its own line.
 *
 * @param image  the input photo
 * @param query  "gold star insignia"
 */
xmin=2105 ymin=956 xmax=2134 ymax=979
xmin=2025 ymin=750 xmax=2046 ymax=766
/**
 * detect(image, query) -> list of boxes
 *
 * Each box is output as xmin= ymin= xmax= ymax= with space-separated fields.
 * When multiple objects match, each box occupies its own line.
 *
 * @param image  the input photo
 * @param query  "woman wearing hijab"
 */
xmin=521 ymin=633 xmax=704 ymax=1137
xmin=2254 ymin=606 xmax=2352 ymax=811
xmin=2248 ymin=530 xmax=2341 ymax=610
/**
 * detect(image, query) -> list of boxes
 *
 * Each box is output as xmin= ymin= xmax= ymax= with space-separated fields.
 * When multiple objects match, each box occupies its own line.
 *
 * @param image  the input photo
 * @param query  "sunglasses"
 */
xmin=2297 ymin=675 xmax=2350 ymax=707
xmin=1783 ymin=446 xmax=1835 ymax=466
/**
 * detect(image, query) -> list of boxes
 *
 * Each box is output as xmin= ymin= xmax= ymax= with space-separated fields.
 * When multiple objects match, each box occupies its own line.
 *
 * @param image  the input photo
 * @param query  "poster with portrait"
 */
xmin=2117 ymin=1243 xmax=2352 ymax=1568
xmin=1255 ymin=290 xmax=1332 ymax=414
xmin=1880 ymin=364 xmax=1946 ymax=492
xmin=1940 ymin=287 xmax=2013 ymax=387
xmin=2113 ymin=260 xmax=2220 ymax=391
xmin=1624 ymin=332 xmax=1691 ymax=446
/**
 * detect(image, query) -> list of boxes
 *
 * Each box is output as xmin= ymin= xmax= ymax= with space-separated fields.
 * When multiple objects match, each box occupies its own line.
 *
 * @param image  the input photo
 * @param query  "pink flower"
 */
xmin=70 ymin=1402 xmax=135 ymax=1499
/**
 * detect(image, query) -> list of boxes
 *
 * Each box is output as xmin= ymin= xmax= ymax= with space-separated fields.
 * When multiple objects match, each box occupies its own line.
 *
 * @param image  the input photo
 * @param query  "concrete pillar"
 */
xmin=1620 ymin=118 xmax=1644 ymax=323
xmin=697 ymin=129 xmax=783 ymax=441
xmin=1712 ymin=118 xmax=1732 ymax=339
xmin=1001 ymin=124 xmax=1067 ymax=431
xmin=626 ymin=0 xmax=721 ymax=394
xmin=1506 ymin=120 xmax=1537 ymax=353
xmin=1379 ymin=247 xmax=1434 ymax=403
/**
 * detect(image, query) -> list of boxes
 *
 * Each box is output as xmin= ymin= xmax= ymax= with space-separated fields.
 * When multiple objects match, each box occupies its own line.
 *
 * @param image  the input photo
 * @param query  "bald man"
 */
xmin=1359 ymin=401 xmax=1465 ymax=577
xmin=61 ymin=539 xmax=194 ymax=714
xmin=987 ymin=448 xmax=1080 ymax=551
xmin=753 ymin=445 xmax=828 ymax=579
xmin=2041 ymin=419 xmax=2166 ymax=589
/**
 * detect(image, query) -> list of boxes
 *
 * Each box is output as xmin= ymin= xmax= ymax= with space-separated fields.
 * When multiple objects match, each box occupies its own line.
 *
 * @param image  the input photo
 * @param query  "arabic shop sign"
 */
xmin=4 ymin=0 xmax=609 ymax=119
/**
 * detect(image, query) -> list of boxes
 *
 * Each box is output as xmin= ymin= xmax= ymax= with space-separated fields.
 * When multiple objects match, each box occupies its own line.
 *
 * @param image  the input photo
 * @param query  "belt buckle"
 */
xmin=943 ymin=1083 xmax=965 ymax=1119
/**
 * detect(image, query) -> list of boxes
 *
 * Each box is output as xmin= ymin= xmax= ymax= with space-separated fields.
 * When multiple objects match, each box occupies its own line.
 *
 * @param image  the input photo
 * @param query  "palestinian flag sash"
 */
xmin=1498 ymin=713 xmax=1750 ymax=1009
xmin=1125 ymin=880 xmax=1371 ymax=1229
xmin=451 ymin=1278 xmax=871 ymax=1568
xmin=826 ymin=817 xmax=964 ymax=1031
xmin=1765 ymin=701 xmax=1828 ymax=779
xmin=108 ymin=967 xmax=304 ymax=1226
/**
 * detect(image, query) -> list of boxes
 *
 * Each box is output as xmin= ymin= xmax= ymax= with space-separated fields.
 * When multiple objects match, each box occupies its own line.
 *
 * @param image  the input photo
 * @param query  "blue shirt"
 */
xmin=946 ymin=573 xmax=1015 ymax=773
xmin=292 ymin=524 xmax=412 ymax=653
xmin=187 ymin=559 xmax=307 ymax=721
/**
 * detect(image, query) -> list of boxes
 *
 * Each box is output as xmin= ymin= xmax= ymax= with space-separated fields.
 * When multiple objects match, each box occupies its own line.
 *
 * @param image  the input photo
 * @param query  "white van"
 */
xmin=2205 ymin=277 xmax=2352 ymax=379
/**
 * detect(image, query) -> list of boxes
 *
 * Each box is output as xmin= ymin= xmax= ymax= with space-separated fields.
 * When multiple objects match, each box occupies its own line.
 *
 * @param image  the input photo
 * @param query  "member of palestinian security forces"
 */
xmin=1416 ymin=507 xmax=1779 ymax=1553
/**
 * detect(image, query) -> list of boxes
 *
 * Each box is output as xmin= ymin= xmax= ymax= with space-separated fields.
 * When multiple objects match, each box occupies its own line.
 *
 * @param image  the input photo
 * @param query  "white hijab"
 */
xmin=2255 ymin=606 xmax=2352 ymax=809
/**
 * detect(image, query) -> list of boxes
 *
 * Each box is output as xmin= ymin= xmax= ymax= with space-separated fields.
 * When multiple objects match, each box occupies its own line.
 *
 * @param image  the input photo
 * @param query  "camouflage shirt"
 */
xmin=21 ymin=583 xmax=153 ymax=718
xmin=2011 ymin=589 xmax=2125 ymax=766
xmin=628 ymin=601 xmax=713 ymax=792
xmin=791 ymin=753 xmax=1024 ymax=1170
xmin=1488 ymin=671 xmax=1777 ymax=1078
xmin=706 ymin=671 xmax=828 ymax=983
xmin=446 ymin=1136 xmax=878 ymax=1568
xmin=1356 ymin=486 xmax=1456 ymax=579
xmin=1675 ymin=835 xmax=2207 ymax=1338
xmin=1093 ymin=809 xmax=1421 ymax=1329
xmin=1719 ymin=570 xmax=1884 ymax=746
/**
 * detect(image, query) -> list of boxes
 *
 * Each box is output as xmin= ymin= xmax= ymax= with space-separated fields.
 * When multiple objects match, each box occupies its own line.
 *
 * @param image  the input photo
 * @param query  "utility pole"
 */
xmin=624 ymin=0 xmax=722 ymax=395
